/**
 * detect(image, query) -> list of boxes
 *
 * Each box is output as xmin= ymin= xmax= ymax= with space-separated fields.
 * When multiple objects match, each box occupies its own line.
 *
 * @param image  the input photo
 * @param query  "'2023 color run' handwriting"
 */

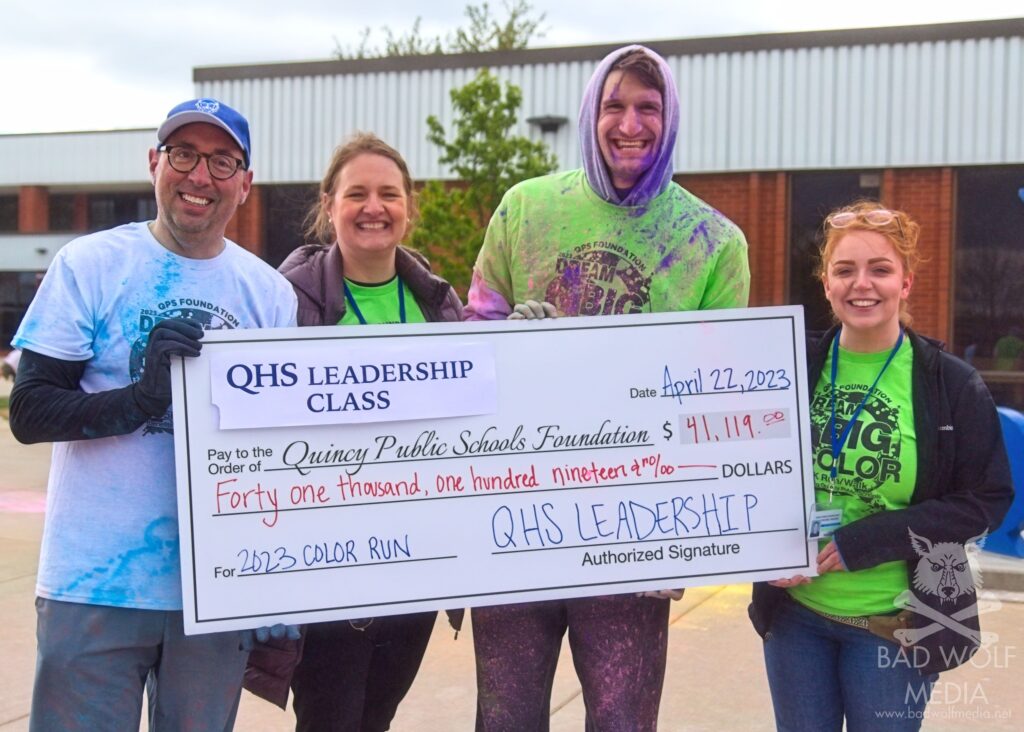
xmin=230 ymin=532 xmax=417 ymax=576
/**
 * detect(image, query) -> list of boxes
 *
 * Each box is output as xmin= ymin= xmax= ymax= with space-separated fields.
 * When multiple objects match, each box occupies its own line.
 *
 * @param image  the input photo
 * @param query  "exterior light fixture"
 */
xmin=526 ymin=115 xmax=569 ymax=133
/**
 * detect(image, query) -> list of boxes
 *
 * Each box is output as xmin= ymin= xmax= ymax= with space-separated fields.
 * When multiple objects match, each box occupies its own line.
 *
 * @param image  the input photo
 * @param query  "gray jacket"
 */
xmin=277 ymin=242 xmax=464 ymax=326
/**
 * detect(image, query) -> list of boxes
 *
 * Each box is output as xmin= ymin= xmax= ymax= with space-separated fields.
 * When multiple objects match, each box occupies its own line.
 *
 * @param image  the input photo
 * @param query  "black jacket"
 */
xmin=749 ymin=326 xmax=1013 ymax=674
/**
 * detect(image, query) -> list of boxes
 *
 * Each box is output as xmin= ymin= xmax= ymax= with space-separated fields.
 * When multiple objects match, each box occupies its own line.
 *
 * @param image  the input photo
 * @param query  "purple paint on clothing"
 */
xmin=578 ymin=45 xmax=680 ymax=208
xmin=465 ymin=270 xmax=513 ymax=321
xmin=560 ymin=262 xmax=582 ymax=288
xmin=689 ymin=220 xmax=719 ymax=256
xmin=473 ymin=595 xmax=669 ymax=731
xmin=659 ymin=251 xmax=681 ymax=270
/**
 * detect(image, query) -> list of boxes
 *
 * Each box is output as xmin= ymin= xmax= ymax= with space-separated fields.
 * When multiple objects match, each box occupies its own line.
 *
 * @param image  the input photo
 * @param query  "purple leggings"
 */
xmin=472 ymin=594 xmax=670 ymax=731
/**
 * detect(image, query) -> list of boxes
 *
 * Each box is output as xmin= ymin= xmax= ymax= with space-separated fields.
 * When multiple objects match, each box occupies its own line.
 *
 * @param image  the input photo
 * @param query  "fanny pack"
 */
xmin=809 ymin=605 xmax=913 ymax=643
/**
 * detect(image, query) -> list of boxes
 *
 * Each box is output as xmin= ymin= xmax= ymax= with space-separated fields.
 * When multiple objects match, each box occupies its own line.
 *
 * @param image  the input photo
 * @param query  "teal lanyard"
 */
xmin=343 ymin=278 xmax=406 ymax=325
xmin=828 ymin=328 xmax=904 ymax=500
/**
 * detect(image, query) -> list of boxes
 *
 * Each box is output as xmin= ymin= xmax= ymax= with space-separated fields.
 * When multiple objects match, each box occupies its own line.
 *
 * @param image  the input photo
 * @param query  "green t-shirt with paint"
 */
xmin=474 ymin=169 xmax=750 ymax=315
xmin=790 ymin=337 xmax=917 ymax=616
xmin=338 ymin=277 xmax=426 ymax=326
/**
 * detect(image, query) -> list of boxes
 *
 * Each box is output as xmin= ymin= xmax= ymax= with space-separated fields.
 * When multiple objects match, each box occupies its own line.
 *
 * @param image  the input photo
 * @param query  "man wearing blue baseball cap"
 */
xmin=10 ymin=98 xmax=297 ymax=731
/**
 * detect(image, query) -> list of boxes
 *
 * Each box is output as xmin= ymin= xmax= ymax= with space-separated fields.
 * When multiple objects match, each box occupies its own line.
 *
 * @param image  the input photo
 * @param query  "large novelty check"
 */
xmin=172 ymin=306 xmax=815 ymax=634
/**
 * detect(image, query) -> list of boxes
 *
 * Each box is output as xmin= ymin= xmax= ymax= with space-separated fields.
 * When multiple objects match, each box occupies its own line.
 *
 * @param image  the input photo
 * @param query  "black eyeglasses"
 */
xmin=158 ymin=145 xmax=246 ymax=180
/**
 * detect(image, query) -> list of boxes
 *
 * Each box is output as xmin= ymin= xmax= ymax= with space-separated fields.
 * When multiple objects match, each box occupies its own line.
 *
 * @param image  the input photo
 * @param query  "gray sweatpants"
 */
xmin=30 ymin=597 xmax=248 ymax=732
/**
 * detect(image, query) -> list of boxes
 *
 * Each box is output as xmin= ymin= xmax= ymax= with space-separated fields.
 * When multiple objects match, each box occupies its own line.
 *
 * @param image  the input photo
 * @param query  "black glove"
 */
xmin=132 ymin=317 xmax=204 ymax=416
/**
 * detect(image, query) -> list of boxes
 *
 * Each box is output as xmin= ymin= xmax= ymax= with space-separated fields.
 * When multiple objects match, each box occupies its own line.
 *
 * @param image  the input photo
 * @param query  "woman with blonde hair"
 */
xmin=749 ymin=201 xmax=1012 ymax=731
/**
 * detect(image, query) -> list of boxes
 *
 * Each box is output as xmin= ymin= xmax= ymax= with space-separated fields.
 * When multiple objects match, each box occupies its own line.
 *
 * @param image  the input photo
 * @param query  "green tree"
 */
xmin=409 ymin=69 xmax=557 ymax=296
xmin=382 ymin=18 xmax=444 ymax=56
xmin=449 ymin=0 xmax=546 ymax=53
xmin=334 ymin=1 xmax=545 ymax=59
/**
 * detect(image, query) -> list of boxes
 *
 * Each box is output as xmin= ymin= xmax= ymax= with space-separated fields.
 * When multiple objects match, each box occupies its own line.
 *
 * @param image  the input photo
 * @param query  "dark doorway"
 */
xmin=264 ymin=185 xmax=319 ymax=269
xmin=954 ymin=165 xmax=1024 ymax=411
xmin=953 ymin=166 xmax=1024 ymax=363
xmin=788 ymin=172 xmax=881 ymax=331
xmin=1 ymin=272 xmax=43 ymax=350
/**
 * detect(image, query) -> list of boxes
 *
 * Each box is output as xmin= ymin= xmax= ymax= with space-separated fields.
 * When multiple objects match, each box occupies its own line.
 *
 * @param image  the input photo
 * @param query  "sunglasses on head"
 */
xmin=826 ymin=209 xmax=905 ymax=238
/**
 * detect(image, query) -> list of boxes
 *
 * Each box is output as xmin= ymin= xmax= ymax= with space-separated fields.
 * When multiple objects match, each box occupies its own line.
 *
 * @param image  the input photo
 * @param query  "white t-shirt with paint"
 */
xmin=14 ymin=222 xmax=297 ymax=610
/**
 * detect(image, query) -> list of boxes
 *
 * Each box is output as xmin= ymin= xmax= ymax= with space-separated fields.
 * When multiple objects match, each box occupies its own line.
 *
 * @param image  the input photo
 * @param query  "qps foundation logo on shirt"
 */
xmin=129 ymin=299 xmax=241 ymax=435
xmin=546 ymin=241 xmax=651 ymax=316
xmin=809 ymin=385 xmax=903 ymax=512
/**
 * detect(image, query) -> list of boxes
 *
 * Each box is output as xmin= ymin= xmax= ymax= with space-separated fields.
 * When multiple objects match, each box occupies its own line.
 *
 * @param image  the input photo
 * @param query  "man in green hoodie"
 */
xmin=466 ymin=45 xmax=750 ymax=730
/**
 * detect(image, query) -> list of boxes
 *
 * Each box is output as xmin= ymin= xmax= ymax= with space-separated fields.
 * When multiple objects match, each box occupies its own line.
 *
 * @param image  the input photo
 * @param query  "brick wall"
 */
xmin=668 ymin=169 xmax=956 ymax=341
xmin=881 ymin=167 xmax=954 ymax=342
xmin=18 ymin=186 xmax=49 ymax=233
xmin=14 ymin=182 xmax=267 ymax=256
xmin=8 ymin=171 xmax=956 ymax=343
xmin=674 ymin=172 xmax=788 ymax=308
xmin=225 ymin=185 xmax=266 ymax=256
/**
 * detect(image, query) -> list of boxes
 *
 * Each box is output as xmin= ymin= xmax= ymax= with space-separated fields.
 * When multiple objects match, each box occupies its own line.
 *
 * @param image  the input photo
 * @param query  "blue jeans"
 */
xmin=763 ymin=597 xmax=937 ymax=732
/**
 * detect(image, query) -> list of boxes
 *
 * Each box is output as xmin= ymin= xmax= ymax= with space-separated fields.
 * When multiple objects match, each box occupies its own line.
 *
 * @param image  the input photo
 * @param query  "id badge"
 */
xmin=808 ymin=506 xmax=842 ymax=540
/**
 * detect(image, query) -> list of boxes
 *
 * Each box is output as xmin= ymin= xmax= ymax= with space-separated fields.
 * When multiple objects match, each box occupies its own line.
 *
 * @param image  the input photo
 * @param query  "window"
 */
xmin=49 ymin=194 xmax=77 ymax=232
xmin=0 ymin=272 xmax=43 ymax=349
xmin=954 ymin=166 xmax=1024 ymax=410
xmin=88 ymin=193 xmax=157 ymax=232
xmin=788 ymin=172 xmax=881 ymax=331
xmin=0 ymin=195 xmax=17 ymax=232
xmin=264 ymin=185 xmax=318 ymax=268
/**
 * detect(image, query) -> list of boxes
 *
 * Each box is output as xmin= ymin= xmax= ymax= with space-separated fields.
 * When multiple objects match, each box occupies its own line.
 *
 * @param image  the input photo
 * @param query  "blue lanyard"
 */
xmin=828 ymin=327 xmax=904 ymax=498
xmin=343 ymin=278 xmax=406 ymax=325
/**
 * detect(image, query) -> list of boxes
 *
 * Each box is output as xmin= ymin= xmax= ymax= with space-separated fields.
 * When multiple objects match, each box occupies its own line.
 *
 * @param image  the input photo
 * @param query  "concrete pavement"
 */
xmin=1 ymin=380 xmax=1021 ymax=730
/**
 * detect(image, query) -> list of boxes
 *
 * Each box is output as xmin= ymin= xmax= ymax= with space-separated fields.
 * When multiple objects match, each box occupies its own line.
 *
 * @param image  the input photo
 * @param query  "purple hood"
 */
xmin=578 ymin=45 xmax=680 ymax=208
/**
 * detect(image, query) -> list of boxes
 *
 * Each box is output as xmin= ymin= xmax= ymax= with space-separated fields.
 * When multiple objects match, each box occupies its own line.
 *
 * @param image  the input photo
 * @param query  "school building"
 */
xmin=1 ymin=17 xmax=1022 ymax=406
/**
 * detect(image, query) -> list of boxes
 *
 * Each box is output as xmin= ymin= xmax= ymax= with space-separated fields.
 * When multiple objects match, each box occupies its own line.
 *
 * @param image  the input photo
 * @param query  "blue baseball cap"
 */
xmin=157 ymin=98 xmax=251 ymax=168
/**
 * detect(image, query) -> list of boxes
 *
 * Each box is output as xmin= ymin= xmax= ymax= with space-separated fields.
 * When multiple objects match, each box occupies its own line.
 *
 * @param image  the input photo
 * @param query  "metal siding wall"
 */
xmin=0 ymin=130 xmax=153 ymax=187
xmin=762 ymin=50 xmax=783 ymax=170
xmin=1008 ymin=38 xmax=1024 ymax=161
xmin=0 ymin=233 xmax=75 ymax=270
xmin=779 ymin=49 xmax=798 ymax=168
xmin=792 ymin=48 xmax=810 ymax=167
xmin=190 ymin=33 xmax=1023 ymax=183
xmin=892 ymin=43 xmax=920 ymax=165
xmin=2 ymin=30 xmax=1022 ymax=192
xmin=198 ymin=63 xmax=585 ymax=181
xmin=677 ymin=54 xmax=698 ymax=171
xmin=984 ymin=38 xmax=1007 ymax=162
xmin=732 ymin=52 xmax=754 ymax=169
xmin=946 ymin=42 xmax=962 ymax=164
